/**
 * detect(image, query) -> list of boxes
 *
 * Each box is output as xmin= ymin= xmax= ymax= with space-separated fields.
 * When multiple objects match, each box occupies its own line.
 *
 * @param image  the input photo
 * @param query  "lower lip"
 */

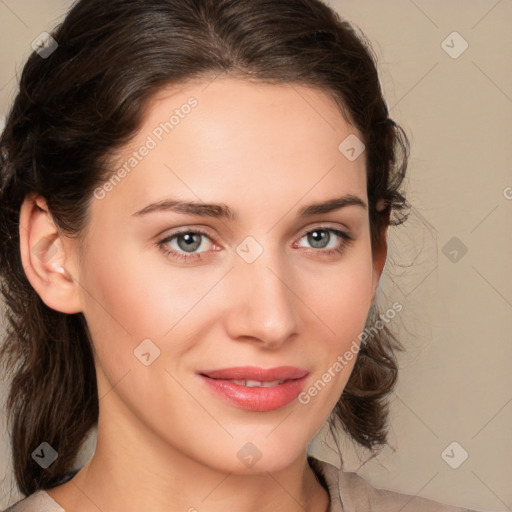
xmin=200 ymin=374 xmax=309 ymax=412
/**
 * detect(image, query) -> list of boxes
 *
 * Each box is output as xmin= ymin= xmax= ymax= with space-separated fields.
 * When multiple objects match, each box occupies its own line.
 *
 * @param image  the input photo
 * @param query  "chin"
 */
xmin=199 ymin=431 xmax=310 ymax=475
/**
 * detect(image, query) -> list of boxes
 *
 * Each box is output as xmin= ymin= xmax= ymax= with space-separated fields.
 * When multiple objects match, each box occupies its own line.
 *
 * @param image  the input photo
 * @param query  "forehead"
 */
xmin=143 ymin=76 xmax=357 ymax=153
xmin=98 ymin=77 xmax=367 ymax=221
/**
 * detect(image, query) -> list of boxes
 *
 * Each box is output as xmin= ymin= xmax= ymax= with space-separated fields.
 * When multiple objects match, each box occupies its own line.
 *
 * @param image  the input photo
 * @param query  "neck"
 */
xmin=46 ymin=401 xmax=330 ymax=512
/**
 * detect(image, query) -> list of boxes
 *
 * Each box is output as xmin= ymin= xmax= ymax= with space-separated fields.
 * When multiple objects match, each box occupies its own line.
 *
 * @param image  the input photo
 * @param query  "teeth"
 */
xmin=230 ymin=379 xmax=285 ymax=387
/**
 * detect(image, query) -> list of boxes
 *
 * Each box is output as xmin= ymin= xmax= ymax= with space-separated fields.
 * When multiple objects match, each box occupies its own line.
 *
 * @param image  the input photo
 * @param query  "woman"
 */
xmin=0 ymin=0 xmax=481 ymax=511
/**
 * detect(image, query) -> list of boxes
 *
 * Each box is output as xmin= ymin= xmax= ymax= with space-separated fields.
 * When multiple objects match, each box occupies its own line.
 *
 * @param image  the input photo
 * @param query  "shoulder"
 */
xmin=2 ymin=470 xmax=77 ymax=512
xmin=2 ymin=490 xmax=65 ymax=512
xmin=308 ymin=455 xmax=482 ymax=512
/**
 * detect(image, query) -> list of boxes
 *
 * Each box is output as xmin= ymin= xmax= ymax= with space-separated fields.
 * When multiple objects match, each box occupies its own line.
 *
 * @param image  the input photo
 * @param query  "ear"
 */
xmin=19 ymin=193 xmax=82 ymax=314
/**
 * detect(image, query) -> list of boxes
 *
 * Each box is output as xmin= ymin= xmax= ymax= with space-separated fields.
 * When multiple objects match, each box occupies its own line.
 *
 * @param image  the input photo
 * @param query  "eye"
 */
xmin=294 ymin=226 xmax=353 ymax=256
xmin=157 ymin=228 xmax=216 ymax=262
xmin=157 ymin=225 xmax=354 ymax=263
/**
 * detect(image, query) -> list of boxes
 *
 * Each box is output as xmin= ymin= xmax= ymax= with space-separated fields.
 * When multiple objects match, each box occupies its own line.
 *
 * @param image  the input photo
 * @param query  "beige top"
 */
xmin=2 ymin=456 xmax=482 ymax=512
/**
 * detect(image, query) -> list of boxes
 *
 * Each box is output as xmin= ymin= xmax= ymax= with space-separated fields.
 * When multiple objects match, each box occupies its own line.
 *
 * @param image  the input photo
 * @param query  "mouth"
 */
xmin=198 ymin=366 xmax=309 ymax=412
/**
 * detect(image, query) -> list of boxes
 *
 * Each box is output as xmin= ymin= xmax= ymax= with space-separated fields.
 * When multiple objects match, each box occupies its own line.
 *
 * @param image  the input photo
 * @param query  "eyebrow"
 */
xmin=132 ymin=193 xmax=367 ymax=220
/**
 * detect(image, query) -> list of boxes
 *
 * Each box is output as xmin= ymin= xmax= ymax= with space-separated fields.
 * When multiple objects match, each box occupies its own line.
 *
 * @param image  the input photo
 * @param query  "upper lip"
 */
xmin=200 ymin=366 xmax=309 ymax=382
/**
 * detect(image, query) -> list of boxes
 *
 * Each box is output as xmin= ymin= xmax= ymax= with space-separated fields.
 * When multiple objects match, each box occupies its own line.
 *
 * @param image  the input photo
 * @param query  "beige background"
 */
xmin=0 ymin=0 xmax=511 ymax=510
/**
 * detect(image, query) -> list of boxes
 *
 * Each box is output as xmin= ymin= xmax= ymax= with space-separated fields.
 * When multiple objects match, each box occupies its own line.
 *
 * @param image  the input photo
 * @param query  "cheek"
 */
xmin=79 ymin=240 xmax=209 ymax=339
xmin=77 ymin=244 xmax=172 ymax=376
xmin=297 ymin=244 xmax=375 ymax=342
xmin=295 ymin=242 xmax=374 ymax=402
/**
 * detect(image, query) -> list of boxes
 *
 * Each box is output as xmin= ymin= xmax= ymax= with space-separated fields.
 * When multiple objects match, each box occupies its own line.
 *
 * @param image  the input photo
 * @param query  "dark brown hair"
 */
xmin=0 ymin=0 xmax=409 ymax=497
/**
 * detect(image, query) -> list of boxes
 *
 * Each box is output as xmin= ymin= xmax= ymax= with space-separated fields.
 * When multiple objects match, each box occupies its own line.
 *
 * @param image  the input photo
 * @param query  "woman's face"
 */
xmin=72 ymin=77 xmax=383 ymax=473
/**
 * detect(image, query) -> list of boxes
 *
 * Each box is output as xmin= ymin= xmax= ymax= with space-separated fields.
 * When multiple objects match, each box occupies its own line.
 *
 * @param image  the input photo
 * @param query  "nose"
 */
xmin=223 ymin=250 xmax=302 ymax=350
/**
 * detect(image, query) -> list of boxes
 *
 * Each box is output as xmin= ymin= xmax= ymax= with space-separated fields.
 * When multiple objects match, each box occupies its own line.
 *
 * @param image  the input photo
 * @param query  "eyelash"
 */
xmin=157 ymin=225 xmax=354 ymax=263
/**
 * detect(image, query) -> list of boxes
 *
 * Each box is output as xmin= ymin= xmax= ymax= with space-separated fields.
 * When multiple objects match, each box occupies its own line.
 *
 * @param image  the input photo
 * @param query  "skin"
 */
xmin=19 ymin=77 xmax=387 ymax=512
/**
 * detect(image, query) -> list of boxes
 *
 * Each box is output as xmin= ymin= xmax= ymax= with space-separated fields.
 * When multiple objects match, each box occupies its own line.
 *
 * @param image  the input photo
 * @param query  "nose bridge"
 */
xmin=226 ymin=240 xmax=300 ymax=346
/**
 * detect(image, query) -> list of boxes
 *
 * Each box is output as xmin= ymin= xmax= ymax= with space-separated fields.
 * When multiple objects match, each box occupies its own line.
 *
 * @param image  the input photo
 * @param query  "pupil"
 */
xmin=178 ymin=233 xmax=201 ymax=252
xmin=309 ymin=230 xmax=329 ymax=249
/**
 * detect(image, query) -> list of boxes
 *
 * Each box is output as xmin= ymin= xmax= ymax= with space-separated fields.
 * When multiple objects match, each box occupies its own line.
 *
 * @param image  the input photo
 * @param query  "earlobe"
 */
xmin=18 ymin=194 xmax=82 ymax=314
